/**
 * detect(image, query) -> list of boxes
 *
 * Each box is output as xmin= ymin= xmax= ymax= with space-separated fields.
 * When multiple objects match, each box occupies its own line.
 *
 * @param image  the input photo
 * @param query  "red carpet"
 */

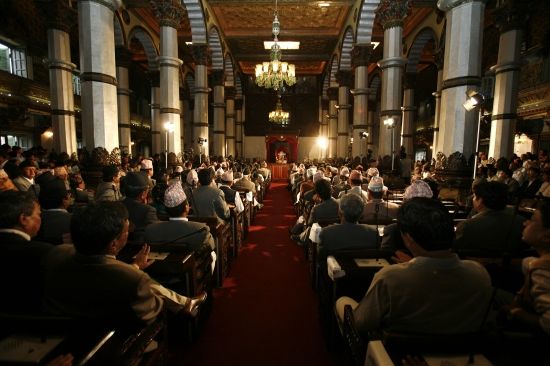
xmin=177 ymin=182 xmax=337 ymax=365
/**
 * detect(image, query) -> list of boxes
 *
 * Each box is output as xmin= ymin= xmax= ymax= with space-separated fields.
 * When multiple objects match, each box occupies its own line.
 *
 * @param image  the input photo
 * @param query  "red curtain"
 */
xmin=265 ymin=135 xmax=298 ymax=163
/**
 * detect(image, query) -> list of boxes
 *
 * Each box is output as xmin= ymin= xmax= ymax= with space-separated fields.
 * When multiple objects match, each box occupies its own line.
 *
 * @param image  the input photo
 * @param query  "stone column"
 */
xmin=336 ymin=71 xmax=353 ymax=158
xmin=436 ymin=0 xmax=486 ymax=158
xmin=488 ymin=0 xmax=525 ymax=160
xmin=327 ymin=87 xmax=338 ymax=158
xmin=235 ymin=98 xmax=243 ymax=158
xmin=401 ymin=72 xmax=416 ymax=157
xmin=432 ymin=49 xmax=444 ymax=152
xmin=78 ymin=0 xmax=120 ymax=151
xmin=150 ymin=70 xmax=161 ymax=155
xmin=367 ymin=99 xmax=377 ymax=157
xmin=351 ymin=45 xmax=373 ymax=158
xmin=376 ymin=0 xmax=409 ymax=158
xmin=179 ymin=87 xmax=185 ymax=154
xmin=211 ymin=70 xmax=225 ymax=157
xmin=45 ymin=0 xmax=77 ymax=155
xmin=152 ymin=0 xmax=184 ymax=158
xmin=320 ymin=98 xmax=329 ymax=138
xmin=191 ymin=45 xmax=210 ymax=157
xmin=225 ymin=86 xmax=236 ymax=157
xmin=115 ymin=46 xmax=132 ymax=154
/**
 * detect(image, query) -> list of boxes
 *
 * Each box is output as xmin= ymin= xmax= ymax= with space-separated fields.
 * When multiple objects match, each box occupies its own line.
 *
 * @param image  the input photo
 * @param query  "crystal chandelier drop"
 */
xmin=269 ymin=93 xmax=290 ymax=126
xmin=255 ymin=0 xmax=296 ymax=91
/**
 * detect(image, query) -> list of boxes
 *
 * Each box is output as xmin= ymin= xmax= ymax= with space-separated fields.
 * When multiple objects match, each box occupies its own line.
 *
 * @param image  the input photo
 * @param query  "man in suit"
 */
xmin=191 ymin=168 xmax=230 ymax=223
xmin=12 ymin=159 xmax=39 ymax=197
xmin=233 ymin=167 xmax=257 ymax=194
xmin=336 ymin=198 xmax=493 ymax=336
xmin=145 ymin=181 xmax=215 ymax=254
xmin=219 ymin=170 xmax=244 ymax=213
xmin=95 ymin=165 xmax=123 ymax=202
xmin=121 ymin=172 xmax=159 ymax=243
xmin=338 ymin=170 xmax=368 ymax=202
xmin=37 ymin=178 xmax=73 ymax=245
xmin=454 ymin=181 xmax=527 ymax=254
xmin=361 ymin=176 xmax=399 ymax=223
xmin=318 ymin=193 xmax=377 ymax=262
xmin=0 ymin=190 xmax=53 ymax=313
xmin=43 ymin=201 xmax=207 ymax=327
xmin=308 ymin=178 xmax=339 ymax=225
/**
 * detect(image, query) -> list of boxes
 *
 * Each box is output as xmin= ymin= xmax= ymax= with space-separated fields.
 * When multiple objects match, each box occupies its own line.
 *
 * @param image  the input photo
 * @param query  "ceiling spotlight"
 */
xmin=463 ymin=89 xmax=485 ymax=111
xmin=383 ymin=117 xmax=395 ymax=128
xmin=359 ymin=131 xmax=368 ymax=139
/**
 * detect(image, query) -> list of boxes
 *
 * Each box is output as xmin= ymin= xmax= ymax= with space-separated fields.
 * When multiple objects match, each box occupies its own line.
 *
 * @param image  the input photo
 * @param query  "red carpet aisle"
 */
xmin=177 ymin=182 xmax=337 ymax=366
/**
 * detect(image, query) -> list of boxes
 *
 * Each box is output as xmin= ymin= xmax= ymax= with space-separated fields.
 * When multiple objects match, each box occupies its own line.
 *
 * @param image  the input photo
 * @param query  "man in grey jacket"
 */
xmin=190 ymin=168 xmax=230 ymax=223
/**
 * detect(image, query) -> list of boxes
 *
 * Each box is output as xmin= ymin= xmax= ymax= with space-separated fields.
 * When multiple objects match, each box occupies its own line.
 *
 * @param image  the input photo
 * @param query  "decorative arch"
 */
xmin=208 ymin=27 xmax=224 ymax=70
xmin=339 ymin=28 xmax=354 ymax=70
xmin=181 ymin=0 xmax=207 ymax=44
xmin=224 ymin=54 xmax=235 ymax=86
xmin=128 ymin=27 xmax=159 ymax=69
xmin=235 ymin=74 xmax=243 ymax=98
xmin=368 ymin=73 xmax=381 ymax=101
xmin=406 ymin=27 xmax=438 ymax=73
xmin=329 ymin=56 xmax=339 ymax=87
xmin=113 ymin=14 xmax=125 ymax=47
xmin=322 ymin=74 xmax=330 ymax=98
xmin=356 ymin=0 xmax=381 ymax=45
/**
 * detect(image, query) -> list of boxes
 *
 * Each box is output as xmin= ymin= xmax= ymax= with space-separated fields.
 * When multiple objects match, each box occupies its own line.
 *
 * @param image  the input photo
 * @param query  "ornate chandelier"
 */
xmin=255 ymin=0 xmax=296 ymax=91
xmin=269 ymin=93 xmax=290 ymax=125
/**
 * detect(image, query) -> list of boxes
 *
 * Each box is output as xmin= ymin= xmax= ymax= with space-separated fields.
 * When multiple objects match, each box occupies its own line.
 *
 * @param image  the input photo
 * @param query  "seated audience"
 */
xmin=219 ymin=170 xmax=244 ymax=213
xmin=121 ymin=172 xmax=159 ymax=242
xmin=94 ymin=165 xmax=123 ymax=202
xmin=318 ymin=193 xmax=377 ymax=262
xmin=0 ymin=168 xmax=16 ymax=191
xmin=338 ymin=170 xmax=368 ymax=202
xmin=308 ymin=178 xmax=339 ymax=225
xmin=501 ymin=201 xmax=550 ymax=333
xmin=0 ymin=191 xmax=53 ymax=313
xmin=536 ymin=168 xmax=550 ymax=198
xmin=336 ymin=197 xmax=493 ymax=335
xmin=454 ymin=181 xmax=527 ymax=254
xmin=37 ymin=179 xmax=73 ymax=245
xmin=191 ymin=168 xmax=230 ymax=223
xmin=12 ymin=159 xmax=39 ymax=196
xmin=233 ymin=167 xmax=257 ymax=195
xmin=518 ymin=166 xmax=543 ymax=199
xmin=145 ymin=181 xmax=216 ymax=254
xmin=361 ymin=176 xmax=399 ymax=223
xmin=43 ymin=201 xmax=207 ymax=327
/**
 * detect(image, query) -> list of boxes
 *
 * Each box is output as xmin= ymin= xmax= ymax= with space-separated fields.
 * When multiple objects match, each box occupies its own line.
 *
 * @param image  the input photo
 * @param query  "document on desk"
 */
xmin=354 ymin=258 xmax=390 ymax=267
xmin=423 ymin=354 xmax=493 ymax=366
xmin=148 ymin=251 xmax=169 ymax=260
xmin=0 ymin=334 xmax=64 ymax=363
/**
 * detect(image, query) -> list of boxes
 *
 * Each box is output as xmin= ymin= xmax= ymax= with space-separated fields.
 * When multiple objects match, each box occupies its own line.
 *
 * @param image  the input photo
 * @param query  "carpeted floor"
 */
xmin=177 ymin=182 xmax=337 ymax=366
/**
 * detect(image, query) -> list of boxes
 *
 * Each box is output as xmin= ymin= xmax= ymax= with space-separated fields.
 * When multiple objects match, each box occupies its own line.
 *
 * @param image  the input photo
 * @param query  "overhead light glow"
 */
xmin=264 ymin=41 xmax=300 ymax=50
xmin=318 ymin=2 xmax=330 ymax=7
xmin=371 ymin=42 xmax=380 ymax=49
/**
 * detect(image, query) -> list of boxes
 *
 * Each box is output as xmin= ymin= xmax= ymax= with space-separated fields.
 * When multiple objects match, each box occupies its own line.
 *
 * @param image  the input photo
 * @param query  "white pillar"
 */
xmin=150 ymin=71 xmax=161 ymax=155
xmin=46 ymin=10 xmax=78 ymax=156
xmin=432 ymin=51 xmax=444 ymax=152
xmin=115 ymin=46 xmax=132 ymax=154
xmin=327 ymin=87 xmax=338 ymax=158
xmin=78 ymin=0 xmax=120 ymax=151
xmin=211 ymin=70 xmax=225 ymax=157
xmin=488 ymin=1 xmax=524 ymax=161
xmin=437 ymin=0 xmax=486 ymax=158
xmin=376 ymin=0 xmax=409 ymax=159
xmin=351 ymin=45 xmax=373 ymax=158
xmin=225 ymin=86 xmax=236 ymax=157
xmin=336 ymin=70 xmax=352 ymax=158
xmin=401 ymin=72 xmax=416 ymax=158
xmin=191 ymin=46 xmax=210 ymax=157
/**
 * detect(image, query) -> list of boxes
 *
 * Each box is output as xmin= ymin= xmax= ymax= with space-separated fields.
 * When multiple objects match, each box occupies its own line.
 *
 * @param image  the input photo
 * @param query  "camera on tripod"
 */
xmin=197 ymin=137 xmax=207 ymax=145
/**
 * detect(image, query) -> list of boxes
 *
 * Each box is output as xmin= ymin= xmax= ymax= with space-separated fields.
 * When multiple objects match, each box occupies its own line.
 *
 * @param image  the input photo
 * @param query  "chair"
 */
xmin=342 ymin=305 xmax=367 ymax=366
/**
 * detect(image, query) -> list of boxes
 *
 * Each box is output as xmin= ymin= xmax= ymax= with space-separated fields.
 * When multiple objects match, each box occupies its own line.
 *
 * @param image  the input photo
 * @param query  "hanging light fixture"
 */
xmin=255 ymin=0 xmax=296 ymax=91
xmin=269 ymin=93 xmax=290 ymax=126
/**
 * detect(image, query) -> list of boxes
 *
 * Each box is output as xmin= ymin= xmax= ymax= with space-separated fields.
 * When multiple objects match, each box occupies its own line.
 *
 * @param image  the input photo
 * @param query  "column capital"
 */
xmin=403 ymin=72 xmax=417 ymax=90
xmin=327 ymin=87 xmax=339 ymax=101
xmin=438 ymin=0 xmax=487 ymax=12
xmin=351 ymin=45 xmax=374 ymax=68
xmin=115 ymin=46 xmax=133 ymax=68
xmin=43 ymin=0 xmax=77 ymax=32
xmin=225 ymin=86 xmax=236 ymax=99
xmin=376 ymin=0 xmax=411 ymax=30
xmin=149 ymin=70 xmax=160 ymax=87
xmin=150 ymin=0 xmax=186 ymax=29
xmin=336 ymin=70 xmax=354 ymax=88
xmin=211 ymin=70 xmax=225 ymax=86
xmin=191 ymin=44 xmax=211 ymax=66
xmin=235 ymin=98 xmax=243 ymax=110
xmin=493 ymin=0 xmax=527 ymax=33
